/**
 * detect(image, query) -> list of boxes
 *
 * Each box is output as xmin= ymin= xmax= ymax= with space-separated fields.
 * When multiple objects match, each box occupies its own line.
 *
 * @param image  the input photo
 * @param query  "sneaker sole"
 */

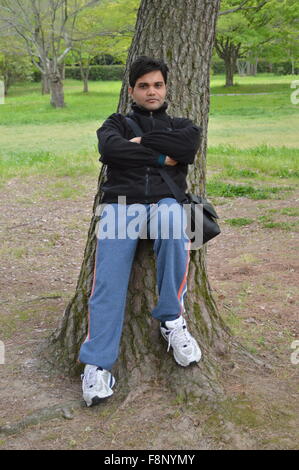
xmin=90 ymin=396 xmax=108 ymax=407
xmin=173 ymin=351 xmax=202 ymax=367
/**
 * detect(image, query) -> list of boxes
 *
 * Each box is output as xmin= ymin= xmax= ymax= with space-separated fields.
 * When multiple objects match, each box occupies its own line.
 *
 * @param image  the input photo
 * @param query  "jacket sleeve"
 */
xmin=140 ymin=118 xmax=202 ymax=165
xmin=97 ymin=113 xmax=166 ymax=169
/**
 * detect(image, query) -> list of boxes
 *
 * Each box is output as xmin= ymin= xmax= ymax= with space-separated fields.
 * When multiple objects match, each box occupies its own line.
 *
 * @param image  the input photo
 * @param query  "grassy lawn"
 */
xmin=0 ymin=73 xmax=298 ymax=182
xmin=1 ymin=74 xmax=298 ymax=450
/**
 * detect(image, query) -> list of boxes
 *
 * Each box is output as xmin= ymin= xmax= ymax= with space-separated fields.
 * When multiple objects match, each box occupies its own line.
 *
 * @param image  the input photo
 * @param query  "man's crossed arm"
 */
xmin=129 ymin=136 xmax=178 ymax=167
xmin=97 ymin=113 xmax=201 ymax=169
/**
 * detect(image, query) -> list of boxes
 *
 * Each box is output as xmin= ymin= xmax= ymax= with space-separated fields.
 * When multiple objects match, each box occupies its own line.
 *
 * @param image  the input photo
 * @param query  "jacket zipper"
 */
xmin=145 ymin=111 xmax=155 ymax=199
xmin=149 ymin=111 xmax=155 ymax=130
xmin=145 ymin=169 xmax=150 ymax=197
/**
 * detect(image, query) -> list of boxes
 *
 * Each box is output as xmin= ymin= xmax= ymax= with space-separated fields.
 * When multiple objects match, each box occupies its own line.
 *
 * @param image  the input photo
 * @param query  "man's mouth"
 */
xmin=147 ymin=99 xmax=158 ymax=102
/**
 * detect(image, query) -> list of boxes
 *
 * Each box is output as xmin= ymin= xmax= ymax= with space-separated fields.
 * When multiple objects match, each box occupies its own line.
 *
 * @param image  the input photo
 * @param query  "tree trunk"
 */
xmin=41 ymin=73 xmax=50 ymax=95
xmin=236 ymin=59 xmax=247 ymax=76
xmin=246 ymin=60 xmax=257 ymax=76
xmin=43 ymin=0 xmax=232 ymax=401
xmin=215 ymin=39 xmax=241 ymax=87
xmin=225 ymin=57 xmax=235 ymax=86
xmin=49 ymin=73 xmax=65 ymax=108
xmin=291 ymin=57 xmax=295 ymax=75
xmin=3 ymin=74 xmax=9 ymax=96
xmin=83 ymin=76 xmax=89 ymax=93
xmin=59 ymin=62 xmax=65 ymax=81
xmin=79 ymin=61 xmax=90 ymax=93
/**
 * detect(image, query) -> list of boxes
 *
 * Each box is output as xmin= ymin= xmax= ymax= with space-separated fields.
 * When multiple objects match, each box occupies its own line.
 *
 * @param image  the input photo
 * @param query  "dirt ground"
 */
xmin=0 ymin=174 xmax=298 ymax=450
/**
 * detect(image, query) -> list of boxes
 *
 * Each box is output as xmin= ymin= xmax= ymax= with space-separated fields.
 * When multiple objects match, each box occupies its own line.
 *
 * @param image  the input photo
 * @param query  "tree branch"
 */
xmin=219 ymin=0 xmax=268 ymax=16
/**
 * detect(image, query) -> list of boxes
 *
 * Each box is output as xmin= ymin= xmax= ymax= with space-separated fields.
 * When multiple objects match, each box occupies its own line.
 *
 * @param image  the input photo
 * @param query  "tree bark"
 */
xmin=246 ymin=59 xmax=258 ymax=76
xmin=49 ymin=67 xmax=64 ymax=108
xmin=224 ymin=57 xmax=235 ymax=86
xmin=43 ymin=0 xmax=232 ymax=401
xmin=59 ymin=62 xmax=65 ymax=81
xmin=49 ymin=74 xmax=65 ymax=108
xmin=236 ymin=59 xmax=247 ymax=76
xmin=83 ymin=76 xmax=89 ymax=93
xmin=215 ymin=38 xmax=242 ymax=87
xmin=291 ymin=57 xmax=295 ymax=75
xmin=79 ymin=60 xmax=90 ymax=93
xmin=42 ymin=73 xmax=50 ymax=95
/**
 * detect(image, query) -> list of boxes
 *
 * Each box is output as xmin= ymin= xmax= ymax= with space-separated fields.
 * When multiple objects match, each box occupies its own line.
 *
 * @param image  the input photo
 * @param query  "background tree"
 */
xmin=215 ymin=11 xmax=247 ymax=86
xmin=0 ymin=34 xmax=33 ymax=95
xmin=44 ymin=0 xmax=234 ymax=401
xmin=0 ymin=0 xmax=107 ymax=107
xmin=256 ymin=0 xmax=299 ymax=74
xmin=215 ymin=0 xmax=270 ymax=85
xmin=71 ymin=0 xmax=138 ymax=93
xmin=215 ymin=0 xmax=298 ymax=85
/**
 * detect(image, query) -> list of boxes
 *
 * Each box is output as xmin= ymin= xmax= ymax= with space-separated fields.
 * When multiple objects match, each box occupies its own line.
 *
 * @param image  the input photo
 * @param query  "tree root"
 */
xmin=0 ymin=400 xmax=85 ymax=437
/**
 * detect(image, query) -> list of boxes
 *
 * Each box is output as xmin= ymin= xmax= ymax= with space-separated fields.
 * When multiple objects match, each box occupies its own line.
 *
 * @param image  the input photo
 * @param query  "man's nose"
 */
xmin=147 ymin=87 xmax=156 ymax=95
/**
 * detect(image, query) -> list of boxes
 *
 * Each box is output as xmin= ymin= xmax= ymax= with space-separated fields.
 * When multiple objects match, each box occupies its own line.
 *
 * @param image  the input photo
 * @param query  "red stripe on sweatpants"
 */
xmin=177 ymin=240 xmax=191 ymax=315
xmin=87 ymin=238 xmax=99 ymax=340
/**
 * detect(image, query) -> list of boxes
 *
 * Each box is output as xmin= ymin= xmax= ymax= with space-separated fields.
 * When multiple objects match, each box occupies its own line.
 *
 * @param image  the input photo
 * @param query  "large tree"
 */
xmin=215 ymin=0 xmax=270 ymax=86
xmin=71 ymin=0 xmax=138 ymax=93
xmin=44 ymin=0 xmax=232 ymax=400
xmin=0 ymin=0 xmax=105 ymax=107
xmin=0 ymin=35 xmax=33 ymax=95
xmin=215 ymin=0 xmax=299 ymax=86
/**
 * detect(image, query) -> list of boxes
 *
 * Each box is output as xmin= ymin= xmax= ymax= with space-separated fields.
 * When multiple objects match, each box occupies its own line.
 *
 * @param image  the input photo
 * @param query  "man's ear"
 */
xmin=128 ymin=86 xmax=133 ymax=98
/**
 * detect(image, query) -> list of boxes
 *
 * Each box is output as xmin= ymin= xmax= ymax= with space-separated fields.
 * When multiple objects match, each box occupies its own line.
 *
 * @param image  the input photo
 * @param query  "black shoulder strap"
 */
xmin=158 ymin=168 xmax=188 ymax=203
xmin=125 ymin=116 xmax=144 ymax=136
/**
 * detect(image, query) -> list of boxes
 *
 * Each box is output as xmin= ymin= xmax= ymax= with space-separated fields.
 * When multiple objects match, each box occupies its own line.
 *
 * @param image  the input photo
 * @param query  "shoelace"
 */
xmin=167 ymin=325 xmax=192 ymax=352
xmin=82 ymin=367 xmax=101 ymax=388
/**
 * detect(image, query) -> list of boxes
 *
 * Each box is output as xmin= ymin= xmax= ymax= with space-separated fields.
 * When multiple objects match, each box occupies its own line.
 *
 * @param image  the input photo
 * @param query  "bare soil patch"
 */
xmin=0 ymin=175 xmax=298 ymax=450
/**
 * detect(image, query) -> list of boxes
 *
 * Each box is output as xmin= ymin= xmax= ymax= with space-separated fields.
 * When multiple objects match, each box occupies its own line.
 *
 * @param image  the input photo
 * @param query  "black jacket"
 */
xmin=97 ymin=101 xmax=202 ymax=204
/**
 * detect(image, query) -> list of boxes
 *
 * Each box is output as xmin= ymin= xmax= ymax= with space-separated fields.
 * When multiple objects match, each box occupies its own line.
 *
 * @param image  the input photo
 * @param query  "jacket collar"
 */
xmin=130 ymin=101 xmax=168 ymax=116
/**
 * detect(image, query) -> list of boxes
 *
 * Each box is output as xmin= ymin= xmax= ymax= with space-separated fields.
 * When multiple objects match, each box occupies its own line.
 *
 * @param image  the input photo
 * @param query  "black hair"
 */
xmin=129 ymin=56 xmax=169 ymax=89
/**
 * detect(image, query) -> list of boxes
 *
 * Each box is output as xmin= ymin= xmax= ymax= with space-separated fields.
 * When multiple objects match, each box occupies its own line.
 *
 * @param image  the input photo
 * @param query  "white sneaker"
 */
xmin=160 ymin=316 xmax=202 ymax=367
xmin=81 ymin=364 xmax=115 ymax=407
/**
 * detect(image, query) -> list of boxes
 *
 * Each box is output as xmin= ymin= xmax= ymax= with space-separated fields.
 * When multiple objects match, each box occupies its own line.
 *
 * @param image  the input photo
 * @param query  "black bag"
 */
xmin=125 ymin=116 xmax=221 ymax=248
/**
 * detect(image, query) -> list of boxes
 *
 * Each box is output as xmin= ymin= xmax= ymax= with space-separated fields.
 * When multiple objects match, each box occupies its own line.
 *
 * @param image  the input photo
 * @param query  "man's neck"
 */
xmin=131 ymin=101 xmax=168 ymax=116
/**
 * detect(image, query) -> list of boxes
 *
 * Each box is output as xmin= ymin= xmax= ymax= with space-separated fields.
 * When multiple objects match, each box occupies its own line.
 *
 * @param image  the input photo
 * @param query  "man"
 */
xmin=79 ymin=56 xmax=202 ymax=407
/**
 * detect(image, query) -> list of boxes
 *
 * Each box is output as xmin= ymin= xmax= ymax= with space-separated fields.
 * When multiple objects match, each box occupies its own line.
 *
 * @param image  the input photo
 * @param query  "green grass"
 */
xmin=0 ymin=149 xmax=99 ymax=180
xmin=209 ymin=74 xmax=299 ymax=148
xmin=258 ymin=214 xmax=299 ymax=230
xmin=0 ymin=80 xmax=121 ymax=126
xmin=0 ymin=74 xmax=298 ymax=185
xmin=225 ymin=217 xmax=254 ymax=227
xmin=206 ymin=180 xmax=293 ymax=199
xmin=223 ymin=215 xmax=299 ymax=231
xmin=207 ymin=145 xmax=299 ymax=180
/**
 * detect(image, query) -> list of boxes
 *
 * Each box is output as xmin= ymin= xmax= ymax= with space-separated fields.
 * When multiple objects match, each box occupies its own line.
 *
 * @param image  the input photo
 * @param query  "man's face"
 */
xmin=128 ymin=70 xmax=167 ymax=111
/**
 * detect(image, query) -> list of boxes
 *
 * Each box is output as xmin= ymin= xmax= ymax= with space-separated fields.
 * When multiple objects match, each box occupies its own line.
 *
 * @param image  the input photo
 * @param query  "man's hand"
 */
xmin=129 ymin=137 xmax=178 ymax=166
xmin=129 ymin=137 xmax=142 ymax=144
xmin=165 ymin=156 xmax=178 ymax=166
